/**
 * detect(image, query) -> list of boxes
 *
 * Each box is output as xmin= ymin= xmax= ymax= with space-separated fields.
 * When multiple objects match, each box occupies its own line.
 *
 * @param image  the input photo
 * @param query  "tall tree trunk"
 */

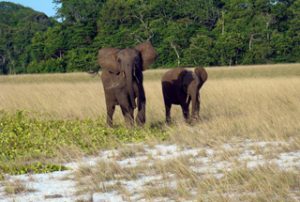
xmin=222 ymin=10 xmax=225 ymax=35
xmin=249 ymin=34 xmax=254 ymax=50
xmin=170 ymin=42 xmax=180 ymax=66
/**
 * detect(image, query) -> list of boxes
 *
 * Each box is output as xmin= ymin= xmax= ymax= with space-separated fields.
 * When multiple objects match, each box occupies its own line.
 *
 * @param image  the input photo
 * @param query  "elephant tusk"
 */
xmin=105 ymin=81 xmax=119 ymax=90
xmin=134 ymin=75 xmax=140 ymax=84
xmin=133 ymin=67 xmax=140 ymax=84
xmin=186 ymin=95 xmax=190 ymax=104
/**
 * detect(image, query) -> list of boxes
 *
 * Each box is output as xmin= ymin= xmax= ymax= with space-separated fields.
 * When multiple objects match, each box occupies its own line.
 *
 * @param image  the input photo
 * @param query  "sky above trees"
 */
xmin=0 ymin=0 xmax=57 ymax=16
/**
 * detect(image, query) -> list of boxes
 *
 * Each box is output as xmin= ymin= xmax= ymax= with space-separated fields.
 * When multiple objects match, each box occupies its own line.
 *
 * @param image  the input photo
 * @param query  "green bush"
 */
xmin=0 ymin=111 xmax=167 ymax=175
xmin=27 ymin=58 xmax=65 ymax=73
xmin=0 ymin=162 xmax=68 ymax=175
xmin=65 ymin=48 xmax=97 ymax=72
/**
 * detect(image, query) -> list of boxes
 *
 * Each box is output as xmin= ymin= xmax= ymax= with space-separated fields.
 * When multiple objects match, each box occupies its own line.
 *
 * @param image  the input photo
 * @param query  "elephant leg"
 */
xmin=165 ymin=103 xmax=172 ymax=124
xmin=192 ymin=93 xmax=200 ymax=120
xmin=162 ymin=86 xmax=172 ymax=124
xmin=104 ymin=90 xmax=117 ymax=127
xmin=106 ymin=104 xmax=115 ymax=127
xmin=117 ymin=91 xmax=134 ymax=126
xmin=134 ymin=82 xmax=146 ymax=126
xmin=136 ymin=103 xmax=146 ymax=126
xmin=120 ymin=105 xmax=134 ymax=127
xmin=194 ymin=98 xmax=200 ymax=120
xmin=181 ymin=104 xmax=190 ymax=122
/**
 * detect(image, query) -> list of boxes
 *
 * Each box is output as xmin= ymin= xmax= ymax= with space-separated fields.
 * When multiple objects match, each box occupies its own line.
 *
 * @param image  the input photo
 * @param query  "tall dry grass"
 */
xmin=0 ymin=82 xmax=106 ymax=119
xmin=0 ymin=64 xmax=299 ymax=149
xmin=0 ymin=64 xmax=299 ymax=144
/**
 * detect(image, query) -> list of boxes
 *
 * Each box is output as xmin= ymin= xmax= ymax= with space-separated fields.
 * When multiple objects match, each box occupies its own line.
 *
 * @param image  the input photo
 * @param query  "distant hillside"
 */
xmin=0 ymin=2 xmax=50 ymax=26
xmin=0 ymin=2 xmax=55 ymax=74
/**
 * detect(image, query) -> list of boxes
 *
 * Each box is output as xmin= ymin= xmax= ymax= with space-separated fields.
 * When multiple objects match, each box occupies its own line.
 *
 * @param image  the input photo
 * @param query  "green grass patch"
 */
xmin=0 ymin=111 xmax=167 ymax=175
xmin=0 ymin=172 xmax=4 ymax=181
xmin=0 ymin=162 xmax=68 ymax=175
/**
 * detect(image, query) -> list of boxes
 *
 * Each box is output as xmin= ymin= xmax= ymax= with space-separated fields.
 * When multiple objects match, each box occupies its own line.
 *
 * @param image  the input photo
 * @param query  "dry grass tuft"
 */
xmin=4 ymin=179 xmax=34 ymax=195
xmin=196 ymin=165 xmax=300 ymax=201
xmin=117 ymin=144 xmax=146 ymax=159
xmin=152 ymin=156 xmax=199 ymax=185
xmin=74 ymin=160 xmax=147 ymax=195
xmin=55 ymin=145 xmax=85 ymax=163
xmin=143 ymin=185 xmax=177 ymax=200
xmin=0 ymin=173 xmax=4 ymax=181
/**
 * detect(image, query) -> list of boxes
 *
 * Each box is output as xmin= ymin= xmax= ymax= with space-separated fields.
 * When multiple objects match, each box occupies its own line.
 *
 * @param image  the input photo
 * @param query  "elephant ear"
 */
xmin=194 ymin=67 xmax=208 ymax=88
xmin=135 ymin=41 xmax=157 ymax=70
xmin=98 ymin=48 xmax=120 ymax=73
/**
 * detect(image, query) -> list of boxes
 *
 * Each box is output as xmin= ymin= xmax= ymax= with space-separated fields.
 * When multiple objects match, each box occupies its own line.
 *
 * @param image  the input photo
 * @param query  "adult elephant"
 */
xmin=161 ymin=67 xmax=208 ymax=123
xmin=98 ymin=41 xmax=157 ymax=127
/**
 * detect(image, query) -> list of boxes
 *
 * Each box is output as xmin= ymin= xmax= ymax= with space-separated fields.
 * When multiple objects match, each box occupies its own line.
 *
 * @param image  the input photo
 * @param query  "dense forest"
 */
xmin=0 ymin=0 xmax=299 ymax=74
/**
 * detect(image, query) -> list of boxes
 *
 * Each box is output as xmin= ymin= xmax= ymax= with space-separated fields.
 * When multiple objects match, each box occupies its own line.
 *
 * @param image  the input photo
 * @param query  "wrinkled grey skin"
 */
xmin=98 ymin=41 xmax=157 ymax=127
xmin=161 ymin=67 xmax=208 ymax=123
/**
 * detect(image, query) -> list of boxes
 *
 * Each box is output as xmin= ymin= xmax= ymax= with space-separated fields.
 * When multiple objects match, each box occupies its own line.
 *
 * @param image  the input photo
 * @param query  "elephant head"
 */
xmin=182 ymin=67 xmax=208 ymax=119
xmin=98 ymin=41 xmax=157 ymax=109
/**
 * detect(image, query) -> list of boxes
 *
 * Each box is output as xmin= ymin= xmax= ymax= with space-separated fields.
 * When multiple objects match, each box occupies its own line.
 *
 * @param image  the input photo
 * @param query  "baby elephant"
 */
xmin=161 ymin=67 xmax=208 ymax=123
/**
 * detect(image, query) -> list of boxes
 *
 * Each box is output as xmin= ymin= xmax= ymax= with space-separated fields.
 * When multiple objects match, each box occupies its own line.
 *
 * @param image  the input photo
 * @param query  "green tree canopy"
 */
xmin=0 ymin=0 xmax=299 ymax=74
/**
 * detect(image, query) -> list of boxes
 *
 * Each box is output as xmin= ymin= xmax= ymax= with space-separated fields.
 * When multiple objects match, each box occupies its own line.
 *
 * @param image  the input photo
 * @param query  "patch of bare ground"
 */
xmin=70 ymin=140 xmax=299 ymax=201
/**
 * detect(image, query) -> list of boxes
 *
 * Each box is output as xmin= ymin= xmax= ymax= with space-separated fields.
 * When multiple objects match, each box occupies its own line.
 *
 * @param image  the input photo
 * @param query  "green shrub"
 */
xmin=27 ymin=58 xmax=65 ymax=73
xmin=0 ymin=111 xmax=167 ymax=175
xmin=0 ymin=162 xmax=68 ymax=175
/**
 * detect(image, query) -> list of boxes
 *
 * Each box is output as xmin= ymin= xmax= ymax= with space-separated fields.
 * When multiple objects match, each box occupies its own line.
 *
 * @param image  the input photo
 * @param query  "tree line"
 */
xmin=0 ymin=0 xmax=299 ymax=74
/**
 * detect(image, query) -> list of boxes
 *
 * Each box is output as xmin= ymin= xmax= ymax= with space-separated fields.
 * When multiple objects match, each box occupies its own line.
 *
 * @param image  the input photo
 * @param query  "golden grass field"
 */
xmin=0 ymin=63 xmax=300 ymax=201
xmin=0 ymin=63 xmax=299 ymax=141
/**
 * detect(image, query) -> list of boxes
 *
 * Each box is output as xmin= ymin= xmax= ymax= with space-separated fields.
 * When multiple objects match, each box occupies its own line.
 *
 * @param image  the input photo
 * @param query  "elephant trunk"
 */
xmin=125 ymin=64 xmax=136 ymax=109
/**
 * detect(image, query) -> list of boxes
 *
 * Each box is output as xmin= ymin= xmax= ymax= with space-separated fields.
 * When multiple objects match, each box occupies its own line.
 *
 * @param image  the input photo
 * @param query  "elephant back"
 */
xmin=162 ymin=68 xmax=187 ymax=82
